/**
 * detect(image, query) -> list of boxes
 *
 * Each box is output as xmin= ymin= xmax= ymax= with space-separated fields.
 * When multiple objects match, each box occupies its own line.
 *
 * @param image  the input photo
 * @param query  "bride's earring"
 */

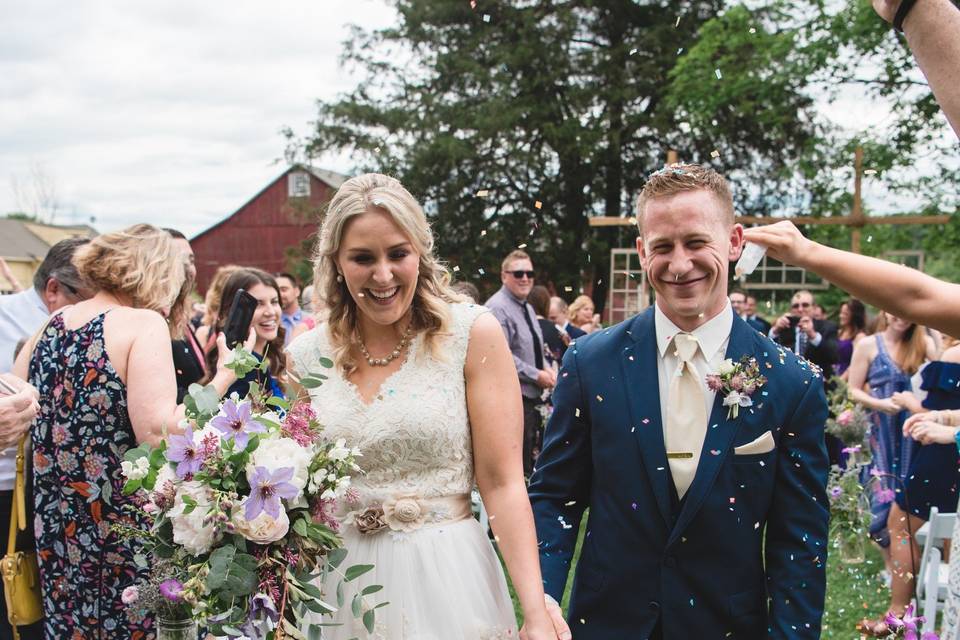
xmin=337 ymin=273 xmax=344 ymax=283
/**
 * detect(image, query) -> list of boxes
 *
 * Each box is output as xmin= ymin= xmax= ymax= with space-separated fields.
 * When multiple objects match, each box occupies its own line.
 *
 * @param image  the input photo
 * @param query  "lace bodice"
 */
xmin=287 ymin=302 xmax=488 ymax=507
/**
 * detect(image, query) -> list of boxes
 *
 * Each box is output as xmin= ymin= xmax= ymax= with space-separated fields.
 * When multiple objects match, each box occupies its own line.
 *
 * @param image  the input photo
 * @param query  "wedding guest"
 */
xmin=812 ymin=303 xmax=826 ymax=321
xmin=202 ymin=268 xmax=287 ymax=400
xmin=871 ymin=0 xmax=960 ymax=137
xmin=11 ymin=224 xmax=244 ymax=639
xmin=196 ymin=263 xmax=241 ymax=350
xmin=859 ymin=341 xmax=960 ymax=635
xmin=486 ymin=250 xmax=556 ymax=476
xmin=0 ymin=237 xmax=88 ymax=640
xmin=528 ymin=285 xmax=564 ymax=365
xmin=301 ymin=284 xmax=315 ymax=313
xmin=450 ymin=280 xmax=481 ymax=304
xmin=164 ymin=229 xmax=206 ymax=403
xmin=729 ymin=289 xmax=747 ymax=318
xmin=846 ymin=313 xmax=935 ymax=577
xmin=836 ymin=298 xmax=869 ymax=378
xmin=770 ymin=289 xmax=839 ymax=376
xmin=275 ymin=272 xmax=304 ymax=346
xmin=287 ymin=172 xmax=564 ymax=639
xmin=548 ymin=297 xmax=586 ymax=340
xmin=744 ymin=294 xmax=772 ymax=334
xmin=567 ymin=294 xmax=601 ymax=334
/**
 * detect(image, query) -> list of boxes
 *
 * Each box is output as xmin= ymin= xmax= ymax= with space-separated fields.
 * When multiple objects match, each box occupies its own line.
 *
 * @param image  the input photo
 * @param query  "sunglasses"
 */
xmin=507 ymin=270 xmax=535 ymax=280
xmin=791 ymin=302 xmax=811 ymax=309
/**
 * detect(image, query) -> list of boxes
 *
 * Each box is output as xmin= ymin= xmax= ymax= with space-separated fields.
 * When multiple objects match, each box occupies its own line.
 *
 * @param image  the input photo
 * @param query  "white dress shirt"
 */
xmin=655 ymin=302 xmax=734 ymax=443
xmin=0 ymin=287 xmax=50 ymax=490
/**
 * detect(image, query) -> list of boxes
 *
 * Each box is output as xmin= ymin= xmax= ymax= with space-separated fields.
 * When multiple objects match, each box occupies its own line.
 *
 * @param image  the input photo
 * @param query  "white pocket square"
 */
xmin=734 ymin=431 xmax=775 ymax=455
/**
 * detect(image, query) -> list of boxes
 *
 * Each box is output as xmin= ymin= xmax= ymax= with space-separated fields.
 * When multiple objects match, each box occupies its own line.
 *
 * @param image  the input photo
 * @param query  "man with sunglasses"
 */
xmin=770 ymin=289 xmax=838 ymax=377
xmin=486 ymin=249 xmax=556 ymax=476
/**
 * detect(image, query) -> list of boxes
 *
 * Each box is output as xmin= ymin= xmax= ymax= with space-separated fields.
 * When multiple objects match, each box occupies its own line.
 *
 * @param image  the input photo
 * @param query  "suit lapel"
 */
xmin=668 ymin=315 xmax=756 ymax=546
xmin=621 ymin=309 xmax=672 ymax=530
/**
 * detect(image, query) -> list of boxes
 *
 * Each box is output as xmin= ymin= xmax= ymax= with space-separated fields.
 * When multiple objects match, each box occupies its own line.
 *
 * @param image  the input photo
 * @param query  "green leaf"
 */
xmin=336 ymin=579 xmax=345 ymax=607
xmin=360 ymin=584 xmax=383 ymax=596
xmin=299 ymin=376 xmax=324 ymax=389
xmin=142 ymin=466 xmax=158 ymax=492
xmin=351 ymin=593 xmax=362 ymax=618
xmin=148 ymin=446 xmax=167 ymax=468
xmin=122 ymin=478 xmax=141 ymax=496
xmin=362 ymin=609 xmax=375 ymax=633
xmin=293 ymin=517 xmax=309 ymax=537
xmin=317 ymin=358 xmax=334 ymax=369
xmin=123 ymin=445 xmax=150 ymax=463
xmin=326 ymin=548 xmax=348 ymax=569
xmin=344 ymin=564 xmax=374 ymax=582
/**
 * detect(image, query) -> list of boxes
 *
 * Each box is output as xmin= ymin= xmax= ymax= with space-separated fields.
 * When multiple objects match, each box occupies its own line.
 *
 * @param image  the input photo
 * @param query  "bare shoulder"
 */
xmin=942 ymin=343 xmax=960 ymax=364
xmin=467 ymin=310 xmax=503 ymax=343
xmin=106 ymin=307 xmax=169 ymax=341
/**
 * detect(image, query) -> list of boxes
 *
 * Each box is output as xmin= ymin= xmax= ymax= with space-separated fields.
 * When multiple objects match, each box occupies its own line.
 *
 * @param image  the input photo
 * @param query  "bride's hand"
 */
xmin=520 ymin=596 xmax=572 ymax=640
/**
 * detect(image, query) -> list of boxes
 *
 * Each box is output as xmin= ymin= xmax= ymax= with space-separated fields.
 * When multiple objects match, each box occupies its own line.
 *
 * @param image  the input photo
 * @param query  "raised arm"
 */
xmin=744 ymin=222 xmax=960 ymax=337
xmin=465 ymin=313 xmax=564 ymax=640
xmin=765 ymin=374 xmax=830 ymax=638
xmin=874 ymin=0 xmax=960 ymax=136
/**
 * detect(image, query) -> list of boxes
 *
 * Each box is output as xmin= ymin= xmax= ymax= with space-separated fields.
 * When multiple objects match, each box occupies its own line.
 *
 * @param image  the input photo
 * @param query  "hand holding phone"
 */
xmin=223 ymin=289 xmax=258 ymax=349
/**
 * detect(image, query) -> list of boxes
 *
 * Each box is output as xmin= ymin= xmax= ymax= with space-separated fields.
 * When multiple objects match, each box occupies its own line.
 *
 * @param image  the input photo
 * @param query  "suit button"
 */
xmin=648 ymin=601 xmax=660 ymax=612
xmin=663 ymin=556 xmax=677 ymax=568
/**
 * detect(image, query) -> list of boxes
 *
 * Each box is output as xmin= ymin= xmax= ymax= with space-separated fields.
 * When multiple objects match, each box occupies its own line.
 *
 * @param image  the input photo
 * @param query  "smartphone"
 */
xmin=788 ymin=315 xmax=801 ymax=329
xmin=223 ymin=289 xmax=258 ymax=349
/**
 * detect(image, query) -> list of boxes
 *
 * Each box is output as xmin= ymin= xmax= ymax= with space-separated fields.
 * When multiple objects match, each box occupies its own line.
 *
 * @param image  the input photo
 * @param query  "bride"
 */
xmin=287 ymin=173 xmax=566 ymax=639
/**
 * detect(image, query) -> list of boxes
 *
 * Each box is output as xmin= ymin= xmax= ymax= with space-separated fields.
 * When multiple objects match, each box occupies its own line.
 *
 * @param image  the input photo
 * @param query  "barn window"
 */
xmin=288 ymin=172 xmax=311 ymax=198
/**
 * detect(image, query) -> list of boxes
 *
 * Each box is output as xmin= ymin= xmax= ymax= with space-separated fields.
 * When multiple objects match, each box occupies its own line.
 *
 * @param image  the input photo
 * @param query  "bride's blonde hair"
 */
xmin=314 ymin=173 xmax=465 ymax=374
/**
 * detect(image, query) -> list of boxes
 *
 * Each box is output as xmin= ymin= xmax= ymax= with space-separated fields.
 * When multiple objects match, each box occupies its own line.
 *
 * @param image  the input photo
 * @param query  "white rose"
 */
xmin=717 ymin=359 xmax=736 ymax=376
xmin=247 ymin=437 xmax=313 ymax=497
xmin=233 ymin=505 xmax=290 ymax=544
xmin=168 ymin=481 xmax=216 ymax=555
xmin=328 ymin=438 xmax=351 ymax=462
xmin=121 ymin=457 xmax=149 ymax=481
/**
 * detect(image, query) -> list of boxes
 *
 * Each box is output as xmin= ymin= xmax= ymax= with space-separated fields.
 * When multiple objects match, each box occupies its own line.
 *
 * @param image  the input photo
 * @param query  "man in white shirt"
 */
xmin=530 ymin=163 xmax=829 ymax=639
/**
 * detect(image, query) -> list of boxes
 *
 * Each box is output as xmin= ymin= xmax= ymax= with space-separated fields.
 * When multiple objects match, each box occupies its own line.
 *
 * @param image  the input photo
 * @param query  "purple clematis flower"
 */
xmin=159 ymin=579 xmax=184 ymax=602
xmin=210 ymin=399 xmax=264 ymax=449
xmin=167 ymin=427 xmax=203 ymax=478
xmin=245 ymin=466 xmax=299 ymax=520
xmin=240 ymin=593 xmax=279 ymax=639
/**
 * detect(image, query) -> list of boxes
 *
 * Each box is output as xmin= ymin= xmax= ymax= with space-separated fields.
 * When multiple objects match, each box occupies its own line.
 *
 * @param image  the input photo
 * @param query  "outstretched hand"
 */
xmin=742 ymin=221 xmax=814 ymax=269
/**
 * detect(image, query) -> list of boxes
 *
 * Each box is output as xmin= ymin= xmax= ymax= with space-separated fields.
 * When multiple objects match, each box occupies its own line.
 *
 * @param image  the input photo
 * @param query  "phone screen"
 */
xmin=224 ymin=289 xmax=258 ymax=349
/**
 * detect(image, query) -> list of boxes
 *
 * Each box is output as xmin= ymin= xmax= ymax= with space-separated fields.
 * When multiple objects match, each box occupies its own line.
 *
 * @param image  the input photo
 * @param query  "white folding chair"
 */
xmin=915 ymin=507 xmax=956 ymax=634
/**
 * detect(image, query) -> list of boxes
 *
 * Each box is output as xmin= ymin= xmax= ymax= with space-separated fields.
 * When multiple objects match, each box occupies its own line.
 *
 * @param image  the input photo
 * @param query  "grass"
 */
xmin=499 ymin=515 xmax=892 ymax=638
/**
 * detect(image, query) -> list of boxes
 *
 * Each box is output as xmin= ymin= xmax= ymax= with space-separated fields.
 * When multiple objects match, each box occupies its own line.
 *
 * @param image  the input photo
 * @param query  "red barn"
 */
xmin=191 ymin=165 xmax=348 ymax=292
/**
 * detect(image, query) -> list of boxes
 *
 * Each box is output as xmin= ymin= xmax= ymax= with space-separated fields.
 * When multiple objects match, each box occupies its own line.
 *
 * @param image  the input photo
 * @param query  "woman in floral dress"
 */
xmin=13 ymin=225 xmax=243 ymax=639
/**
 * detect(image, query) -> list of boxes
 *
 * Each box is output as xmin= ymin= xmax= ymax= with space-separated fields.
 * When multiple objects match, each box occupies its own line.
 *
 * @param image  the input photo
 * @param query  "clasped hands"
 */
xmin=903 ymin=409 xmax=960 ymax=445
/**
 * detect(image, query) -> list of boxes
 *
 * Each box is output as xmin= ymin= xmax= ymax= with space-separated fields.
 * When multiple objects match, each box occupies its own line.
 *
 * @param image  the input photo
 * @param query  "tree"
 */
xmin=9 ymin=162 xmax=61 ymax=224
xmin=305 ymin=0 xmax=957 ymax=307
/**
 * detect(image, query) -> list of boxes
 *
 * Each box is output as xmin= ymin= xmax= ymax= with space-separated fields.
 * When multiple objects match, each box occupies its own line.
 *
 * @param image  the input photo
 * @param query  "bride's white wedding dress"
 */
xmin=287 ymin=302 xmax=518 ymax=639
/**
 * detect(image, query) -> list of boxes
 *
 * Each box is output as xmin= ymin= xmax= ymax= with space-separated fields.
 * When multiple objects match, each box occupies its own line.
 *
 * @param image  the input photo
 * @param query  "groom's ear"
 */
xmin=728 ymin=223 xmax=745 ymax=261
xmin=636 ymin=235 xmax=649 ymax=269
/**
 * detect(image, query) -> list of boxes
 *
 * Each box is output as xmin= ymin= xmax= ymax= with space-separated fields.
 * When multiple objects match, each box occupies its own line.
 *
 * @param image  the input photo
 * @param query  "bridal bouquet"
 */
xmin=116 ymin=346 xmax=383 ymax=639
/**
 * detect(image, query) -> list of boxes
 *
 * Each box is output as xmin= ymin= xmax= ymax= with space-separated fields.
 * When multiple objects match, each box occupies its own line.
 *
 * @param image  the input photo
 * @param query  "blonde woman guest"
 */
xmin=848 ymin=313 xmax=936 ymax=635
xmin=12 ymin=224 xmax=248 ymax=639
xmin=567 ymin=294 xmax=601 ymax=334
xmin=287 ymin=174 xmax=567 ymax=640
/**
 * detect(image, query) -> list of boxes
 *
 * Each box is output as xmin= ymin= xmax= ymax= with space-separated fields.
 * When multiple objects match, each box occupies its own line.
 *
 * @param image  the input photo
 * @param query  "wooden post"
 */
xmin=850 ymin=147 xmax=865 ymax=254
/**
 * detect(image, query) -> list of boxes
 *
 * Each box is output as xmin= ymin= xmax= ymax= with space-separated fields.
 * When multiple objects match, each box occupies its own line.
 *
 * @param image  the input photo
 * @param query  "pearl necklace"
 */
xmin=359 ymin=324 xmax=414 ymax=367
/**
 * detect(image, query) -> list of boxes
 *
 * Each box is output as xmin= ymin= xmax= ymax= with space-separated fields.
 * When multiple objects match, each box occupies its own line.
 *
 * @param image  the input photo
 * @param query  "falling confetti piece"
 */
xmin=754 ymin=522 xmax=760 ymax=529
xmin=480 ymin=230 xmax=487 ymax=237
xmin=865 ymin=169 xmax=878 ymax=176
xmin=596 ymin=395 xmax=603 ymax=402
xmin=749 ymin=27 xmax=756 ymax=34
xmin=629 ymin=48 xmax=637 ymax=55
xmin=518 ymin=243 xmax=527 ymax=249
xmin=453 ymin=265 xmax=460 ymax=272
xmin=483 ymin=13 xmax=491 ymax=22
xmin=534 ymin=200 xmax=543 ymax=209
xmin=564 ymin=286 xmax=573 ymax=292
xmin=478 ymin=268 xmax=485 ymax=275
xmin=564 ymin=501 xmax=577 ymax=506
xmin=677 ymin=47 xmax=684 ymax=55
xmin=711 ymin=150 xmax=720 ymax=158
xmin=715 ymin=69 xmax=723 ymax=80
xmin=575 ymin=408 xmax=581 ymax=417
xmin=476 ymin=189 xmax=490 ymax=197
xmin=675 ymin=15 xmax=681 ymax=27
xmin=711 ymin=449 xmax=721 ymax=455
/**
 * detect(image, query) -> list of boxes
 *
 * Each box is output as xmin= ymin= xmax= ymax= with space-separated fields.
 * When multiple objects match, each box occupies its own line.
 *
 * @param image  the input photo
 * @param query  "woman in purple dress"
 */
xmin=836 ymin=298 xmax=868 ymax=379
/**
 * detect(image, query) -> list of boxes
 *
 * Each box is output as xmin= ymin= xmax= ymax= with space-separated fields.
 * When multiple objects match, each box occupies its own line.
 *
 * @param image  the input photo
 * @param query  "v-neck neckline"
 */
xmin=342 ymin=333 xmax=421 ymax=408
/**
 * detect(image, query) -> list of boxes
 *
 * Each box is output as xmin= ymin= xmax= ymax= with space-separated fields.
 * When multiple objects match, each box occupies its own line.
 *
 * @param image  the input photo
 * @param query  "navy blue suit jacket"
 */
xmin=529 ymin=309 xmax=829 ymax=639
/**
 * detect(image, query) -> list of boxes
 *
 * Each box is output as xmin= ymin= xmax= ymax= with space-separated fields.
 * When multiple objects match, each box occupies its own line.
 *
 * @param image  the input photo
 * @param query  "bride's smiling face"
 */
xmin=336 ymin=208 xmax=421 ymax=327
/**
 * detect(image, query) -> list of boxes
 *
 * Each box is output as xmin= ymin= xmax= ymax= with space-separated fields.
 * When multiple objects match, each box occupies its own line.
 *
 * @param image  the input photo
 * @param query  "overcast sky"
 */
xmin=0 ymin=0 xmax=396 ymax=237
xmin=1 ymin=2 xmax=946 ymax=240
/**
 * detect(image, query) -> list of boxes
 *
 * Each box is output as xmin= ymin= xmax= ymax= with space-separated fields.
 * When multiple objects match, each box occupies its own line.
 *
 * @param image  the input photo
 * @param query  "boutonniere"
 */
xmin=706 ymin=356 xmax=768 ymax=419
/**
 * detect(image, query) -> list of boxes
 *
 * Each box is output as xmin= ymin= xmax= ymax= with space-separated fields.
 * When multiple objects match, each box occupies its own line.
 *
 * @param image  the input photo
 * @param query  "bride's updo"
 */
xmin=314 ymin=173 xmax=465 ymax=373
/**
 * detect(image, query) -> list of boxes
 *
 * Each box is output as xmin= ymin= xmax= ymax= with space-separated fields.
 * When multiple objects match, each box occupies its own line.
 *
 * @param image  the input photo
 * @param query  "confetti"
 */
xmin=480 ymin=230 xmax=487 ymax=237
xmin=483 ymin=13 xmax=491 ymax=22
xmin=518 ymin=243 xmax=527 ymax=249
xmin=710 ymin=150 xmax=720 ymax=158
xmin=864 ymin=169 xmax=878 ymax=176
xmin=749 ymin=27 xmax=756 ymax=34
xmin=478 ymin=268 xmax=485 ymax=275
xmin=453 ymin=265 xmax=460 ymax=272
xmin=564 ymin=286 xmax=573 ymax=292
xmin=677 ymin=47 xmax=684 ymax=56
xmin=675 ymin=15 xmax=681 ymax=27
xmin=715 ymin=68 xmax=723 ymax=80
xmin=476 ymin=189 xmax=490 ymax=197
xmin=629 ymin=48 xmax=638 ymax=55
xmin=564 ymin=501 xmax=577 ymax=506
xmin=534 ymin=200 xmax=543 ymax=209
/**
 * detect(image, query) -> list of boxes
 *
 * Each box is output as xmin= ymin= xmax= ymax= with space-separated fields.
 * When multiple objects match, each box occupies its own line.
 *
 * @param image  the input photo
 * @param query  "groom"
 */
xmin=529 ymin=164 xmax=829 ymax=639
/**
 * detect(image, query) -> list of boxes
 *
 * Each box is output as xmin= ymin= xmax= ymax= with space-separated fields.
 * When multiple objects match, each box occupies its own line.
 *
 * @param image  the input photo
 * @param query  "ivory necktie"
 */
xmin=665 ymin=332 xmax=708 ymax=499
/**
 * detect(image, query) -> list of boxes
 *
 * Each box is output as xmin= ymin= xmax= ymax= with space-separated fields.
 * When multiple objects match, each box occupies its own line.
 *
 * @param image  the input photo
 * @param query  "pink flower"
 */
xmin=837 ymin=409 xmax=854 ymax=427
xmin=729 ymin=374 xmax=746 ymax=391
xmin=876 ymin=488 xmax=896 ymax=504
xmin=143 ymin=502 xmax=159 ymax=515
xmin=121 ymin=586 xmax=138 ymax=604
xmin=705 ymin=375 xmax=723 ymax=392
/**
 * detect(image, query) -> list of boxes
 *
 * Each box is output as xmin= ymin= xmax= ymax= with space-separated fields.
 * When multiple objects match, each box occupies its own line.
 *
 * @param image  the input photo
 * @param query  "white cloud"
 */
xmin=0 ymin=0 xmax=395 ymax=235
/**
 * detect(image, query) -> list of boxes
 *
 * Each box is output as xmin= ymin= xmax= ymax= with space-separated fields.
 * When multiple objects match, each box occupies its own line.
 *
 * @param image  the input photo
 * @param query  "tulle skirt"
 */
xmin=314 ymin=517 xmax=518 ymax=639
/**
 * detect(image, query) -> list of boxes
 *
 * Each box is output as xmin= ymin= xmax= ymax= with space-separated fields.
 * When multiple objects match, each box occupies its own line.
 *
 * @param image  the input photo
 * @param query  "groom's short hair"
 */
xmin=635 ymin=163 xmax=734 ymax=232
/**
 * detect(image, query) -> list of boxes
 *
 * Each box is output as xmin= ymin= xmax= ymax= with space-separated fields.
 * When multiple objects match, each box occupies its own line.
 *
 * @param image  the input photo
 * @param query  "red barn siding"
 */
xmin=192 ymin=168 xmax=339 ymax=293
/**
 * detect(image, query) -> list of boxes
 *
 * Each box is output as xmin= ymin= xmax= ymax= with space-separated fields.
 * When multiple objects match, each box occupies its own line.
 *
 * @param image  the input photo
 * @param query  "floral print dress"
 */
xmin=27 ymin=312 xmax=154 ymax=639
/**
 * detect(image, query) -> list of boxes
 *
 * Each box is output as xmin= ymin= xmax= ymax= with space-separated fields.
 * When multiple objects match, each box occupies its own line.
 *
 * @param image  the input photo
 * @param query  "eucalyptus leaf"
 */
xmin=351 ymin=593 xmax=362 ymax=618
xmin=344 ymin=564 xmax=374 ymax=582
xmin=317 ymin=358 xmax=334 ymax=369
xmin=360 ymin=584 xmax=383 ymax=596
xmin=326 ymin=548 xmax=348 ymax=570
xmin=362 ymin=609 xmax=376 ymax=633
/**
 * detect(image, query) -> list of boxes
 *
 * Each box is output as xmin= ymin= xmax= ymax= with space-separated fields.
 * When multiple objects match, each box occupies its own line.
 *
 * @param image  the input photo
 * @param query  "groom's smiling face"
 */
xmin=637 ymin=189 xmax=744 ymax=331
